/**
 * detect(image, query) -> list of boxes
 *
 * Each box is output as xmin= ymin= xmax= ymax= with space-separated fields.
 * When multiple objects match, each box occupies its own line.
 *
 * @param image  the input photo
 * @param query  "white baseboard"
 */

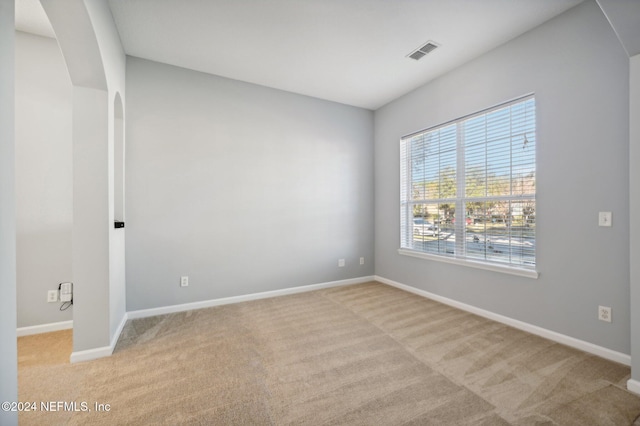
xmin=375 ymin=275 xmax=632 ymax=367
xmin=628 ymin=379 xmax=640 ymax=395
xmin=70 ymin=312 xmax=128 ymax=364
xmin=18 ymin=277 xmax=632 ymax=371
xmin=17 ymin=320 xmax=73 ymax=337
xmin=110 ymin=313 xmax=128 ymax=351
xmin=128 ymin=276 xmax=375 ymax=320
xmin=31 ymin=278 xmax=371 ymax=363
xmin=70 ymin=345 xmax=113 ymax=363
xmin=15 ymin=317 xmax=128 ymax=363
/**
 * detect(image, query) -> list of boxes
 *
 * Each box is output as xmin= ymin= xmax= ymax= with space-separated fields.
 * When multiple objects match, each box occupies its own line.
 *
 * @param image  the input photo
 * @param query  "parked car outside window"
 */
xmin=413 ymin=218 xmax=438 ymax=236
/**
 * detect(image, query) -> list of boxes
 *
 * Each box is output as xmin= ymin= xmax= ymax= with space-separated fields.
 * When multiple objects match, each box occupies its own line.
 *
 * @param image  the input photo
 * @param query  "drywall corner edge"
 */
xmin=69 ymin=312 xmax=127 ymax=363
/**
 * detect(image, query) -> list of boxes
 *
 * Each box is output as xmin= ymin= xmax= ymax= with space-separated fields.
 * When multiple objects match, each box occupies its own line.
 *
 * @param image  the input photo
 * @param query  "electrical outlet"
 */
xmin=338 ymin=259 xmax=345 ymax=267
xmin=180 ymin=276 xmax=189 ymax=287
xmin=598 ymin=305 xmax=612 ymax=323
xmin=47 ymin=290 xmax=58 ymax=303
xmin=360 ymin=257 xmax=365 ymax=265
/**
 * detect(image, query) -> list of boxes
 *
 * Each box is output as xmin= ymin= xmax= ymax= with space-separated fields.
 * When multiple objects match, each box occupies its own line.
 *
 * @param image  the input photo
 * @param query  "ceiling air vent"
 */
xmin=407 ymin=41 xmax=439 ymax=61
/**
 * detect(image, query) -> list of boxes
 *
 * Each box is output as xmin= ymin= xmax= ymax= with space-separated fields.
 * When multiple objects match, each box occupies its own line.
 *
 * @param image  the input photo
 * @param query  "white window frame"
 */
xmin=399 ymin=95 xmax=538 ymax=279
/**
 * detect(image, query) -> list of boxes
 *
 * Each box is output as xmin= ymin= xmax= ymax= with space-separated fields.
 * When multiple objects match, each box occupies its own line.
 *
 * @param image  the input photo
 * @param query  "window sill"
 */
xmin=397 ymin=248 xmax=539 ymax=279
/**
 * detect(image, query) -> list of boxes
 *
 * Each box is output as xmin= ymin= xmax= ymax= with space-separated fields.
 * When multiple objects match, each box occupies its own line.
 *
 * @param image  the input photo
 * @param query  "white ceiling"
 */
xmin=15 ymin=0 xmax=55 ymax=38
xmin=17 ymin=0 xmax=586 ymax=110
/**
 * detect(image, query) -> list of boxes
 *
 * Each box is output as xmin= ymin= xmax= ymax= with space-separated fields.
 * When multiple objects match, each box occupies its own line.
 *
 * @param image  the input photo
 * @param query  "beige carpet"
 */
xmin=18 ymin=282 xmax=640 ymax=425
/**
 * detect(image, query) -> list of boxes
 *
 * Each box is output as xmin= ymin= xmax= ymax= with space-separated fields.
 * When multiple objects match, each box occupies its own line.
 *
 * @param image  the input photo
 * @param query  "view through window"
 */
xmin=400 ymin=95 xmax=536 ymax=270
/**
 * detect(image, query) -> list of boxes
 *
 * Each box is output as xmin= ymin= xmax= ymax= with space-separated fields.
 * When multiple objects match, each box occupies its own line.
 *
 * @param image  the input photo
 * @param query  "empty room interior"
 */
xmin=3 ymin=0 xmax=640 ymax=424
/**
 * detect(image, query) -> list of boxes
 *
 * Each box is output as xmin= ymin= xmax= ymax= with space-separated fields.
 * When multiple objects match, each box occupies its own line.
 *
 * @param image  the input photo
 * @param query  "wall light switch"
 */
xmin=598 ymin=212 xmax=612 ymax=227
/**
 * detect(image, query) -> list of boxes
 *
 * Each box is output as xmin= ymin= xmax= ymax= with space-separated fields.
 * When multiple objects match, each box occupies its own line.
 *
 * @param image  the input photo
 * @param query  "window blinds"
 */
xmin=400 ymin=95 xmax=536 ymax=269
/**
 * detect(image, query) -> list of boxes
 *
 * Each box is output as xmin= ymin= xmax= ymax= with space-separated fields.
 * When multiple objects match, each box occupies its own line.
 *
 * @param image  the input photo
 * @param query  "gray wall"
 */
xmin=630 ymin=53 xmax=640 ymax=382
xmin=125 ymin=57 xmax=374 ymax=311
xmin=0 ymin=0 xmax=17 ymax=423
xmin=374 ymin=0 xmax=631 ymax=353
xmin=15 ymin=31 xmax=73 ymax=328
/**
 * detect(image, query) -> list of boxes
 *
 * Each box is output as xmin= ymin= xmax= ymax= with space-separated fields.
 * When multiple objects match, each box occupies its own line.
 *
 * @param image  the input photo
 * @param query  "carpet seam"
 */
xmin=317 ymin=286 xmax=502 ymax=422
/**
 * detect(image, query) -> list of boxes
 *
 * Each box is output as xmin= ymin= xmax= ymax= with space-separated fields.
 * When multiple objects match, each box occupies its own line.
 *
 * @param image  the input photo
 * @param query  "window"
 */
xmin=400 ymin=95 xmax=536 ymax=277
